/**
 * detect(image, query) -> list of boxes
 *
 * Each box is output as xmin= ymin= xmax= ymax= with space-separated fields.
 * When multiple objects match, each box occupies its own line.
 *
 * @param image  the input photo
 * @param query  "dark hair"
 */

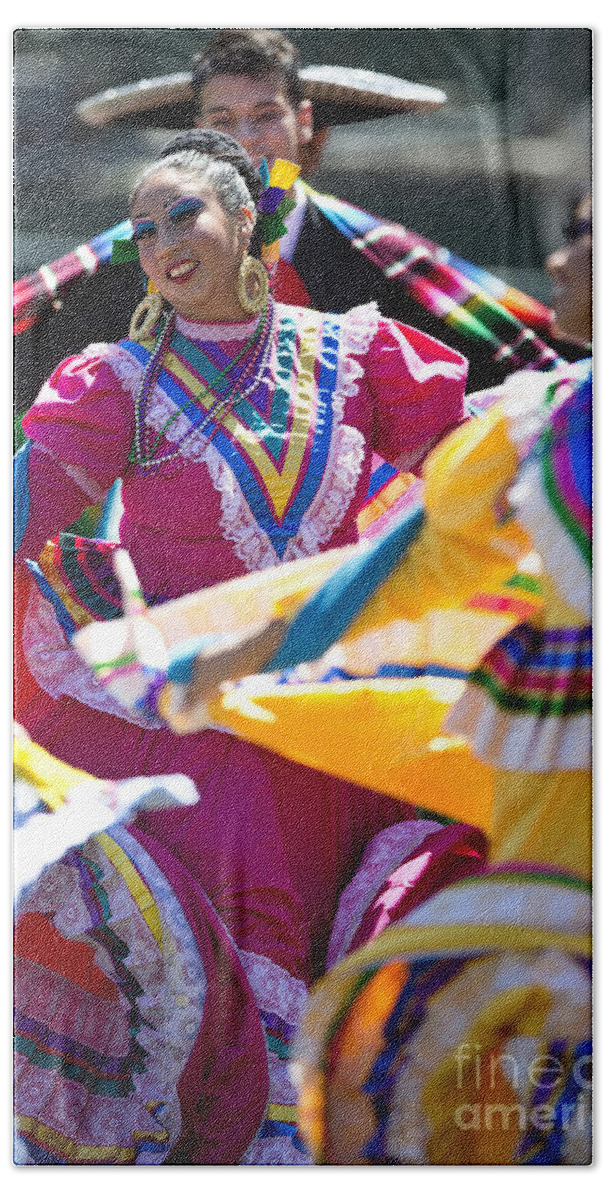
xmin=158 ymin=128 xmax=263 ymax=205
xmin=191 ymin=29 xmax=302 ymax=111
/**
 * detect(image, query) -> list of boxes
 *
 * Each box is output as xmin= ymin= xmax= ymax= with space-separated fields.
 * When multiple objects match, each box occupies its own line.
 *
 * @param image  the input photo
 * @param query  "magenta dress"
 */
xmin=15 ymin=300 xmax=469 ymax=1163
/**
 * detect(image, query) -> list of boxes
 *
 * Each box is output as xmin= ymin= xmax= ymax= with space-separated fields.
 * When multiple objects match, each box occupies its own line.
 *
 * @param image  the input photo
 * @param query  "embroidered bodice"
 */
xmin=19 ymin=300 xmax=467 ymax=605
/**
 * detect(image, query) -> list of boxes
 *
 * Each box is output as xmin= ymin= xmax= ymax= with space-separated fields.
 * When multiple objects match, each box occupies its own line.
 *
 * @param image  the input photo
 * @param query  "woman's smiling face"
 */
xmin=131 ymin=167 xmax=253 ymax=322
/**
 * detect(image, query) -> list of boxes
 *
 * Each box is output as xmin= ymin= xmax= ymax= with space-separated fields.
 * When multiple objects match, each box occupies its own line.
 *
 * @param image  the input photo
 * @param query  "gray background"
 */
xmin=14 ymin=27 xmax=592 ymax=303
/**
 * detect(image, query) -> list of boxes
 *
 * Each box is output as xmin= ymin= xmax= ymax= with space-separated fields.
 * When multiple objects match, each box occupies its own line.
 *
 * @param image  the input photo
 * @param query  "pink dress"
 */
xmin=15 ymin=299 xmax=469 ymax=1163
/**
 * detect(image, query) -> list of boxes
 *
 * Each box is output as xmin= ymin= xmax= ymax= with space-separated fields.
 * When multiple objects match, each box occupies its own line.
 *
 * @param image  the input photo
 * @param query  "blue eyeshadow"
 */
xmin=132 ymin=220 xmax=156 ymax=241
xmin=168 ymin=198 xmax=204 ymax=222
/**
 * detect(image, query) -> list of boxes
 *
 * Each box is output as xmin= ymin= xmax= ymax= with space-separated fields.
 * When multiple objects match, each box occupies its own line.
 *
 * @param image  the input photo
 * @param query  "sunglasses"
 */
xmin=561 ymin=216 xmax=592 ymax=244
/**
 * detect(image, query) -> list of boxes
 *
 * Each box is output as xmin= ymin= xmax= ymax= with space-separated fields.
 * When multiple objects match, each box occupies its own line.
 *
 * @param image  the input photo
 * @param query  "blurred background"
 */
xmin=14 ymin=27 xmax=592 ymax=304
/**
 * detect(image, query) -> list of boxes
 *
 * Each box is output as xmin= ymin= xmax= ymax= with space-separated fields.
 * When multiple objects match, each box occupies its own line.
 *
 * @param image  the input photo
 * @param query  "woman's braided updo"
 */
xmin=159 ymin=129 xmax=263 ymax=205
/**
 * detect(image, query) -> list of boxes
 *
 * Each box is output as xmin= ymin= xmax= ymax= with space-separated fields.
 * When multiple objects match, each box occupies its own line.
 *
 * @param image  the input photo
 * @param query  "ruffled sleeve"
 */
xmin=365 ymin=318 xmax=468 ymax=471
xmin=17 ymin=345 xmax=135 ymax=560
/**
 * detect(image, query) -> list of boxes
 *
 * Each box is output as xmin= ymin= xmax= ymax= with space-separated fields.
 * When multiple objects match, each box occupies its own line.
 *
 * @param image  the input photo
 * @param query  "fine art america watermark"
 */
xmin=451 ymin=1043 xmax=592 ymax=1134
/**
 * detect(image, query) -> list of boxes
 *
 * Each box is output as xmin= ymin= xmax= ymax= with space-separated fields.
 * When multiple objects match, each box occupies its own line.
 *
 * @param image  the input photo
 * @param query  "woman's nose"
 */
xmin=156 ymin=223 xmax=184 ymax=256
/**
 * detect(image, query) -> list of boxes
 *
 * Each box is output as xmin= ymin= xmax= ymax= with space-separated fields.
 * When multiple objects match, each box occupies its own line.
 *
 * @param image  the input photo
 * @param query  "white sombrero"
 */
xmin=76 ymin=64 xmax=447 ymax=130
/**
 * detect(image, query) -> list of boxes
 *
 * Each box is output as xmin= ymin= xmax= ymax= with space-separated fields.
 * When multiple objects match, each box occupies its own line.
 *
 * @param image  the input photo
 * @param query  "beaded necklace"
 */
xmin=129 ymin=300 xmax=273 ymax=471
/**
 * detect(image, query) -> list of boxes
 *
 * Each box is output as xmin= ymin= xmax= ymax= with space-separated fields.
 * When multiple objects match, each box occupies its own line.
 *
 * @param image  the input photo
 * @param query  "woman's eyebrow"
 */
xmin=167 ymin=197 xmax=204 ymax=216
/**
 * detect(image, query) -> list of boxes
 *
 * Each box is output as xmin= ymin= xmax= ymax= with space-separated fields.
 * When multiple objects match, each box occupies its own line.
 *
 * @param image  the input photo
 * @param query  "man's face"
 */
xmin=196 ymin=72 xmax=313 ymax=172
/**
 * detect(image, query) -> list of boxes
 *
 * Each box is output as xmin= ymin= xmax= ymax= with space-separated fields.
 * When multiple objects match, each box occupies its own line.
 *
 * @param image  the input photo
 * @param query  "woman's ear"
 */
xmin=240 ymin=206 xmax=256 ymax=246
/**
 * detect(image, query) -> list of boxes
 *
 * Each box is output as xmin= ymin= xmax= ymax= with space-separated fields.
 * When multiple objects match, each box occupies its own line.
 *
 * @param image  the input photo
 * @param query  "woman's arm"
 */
xmin=15 ymin=347 xmax=134 ymax=562
xmin=367 ymin=318 xmax=469 ymax=474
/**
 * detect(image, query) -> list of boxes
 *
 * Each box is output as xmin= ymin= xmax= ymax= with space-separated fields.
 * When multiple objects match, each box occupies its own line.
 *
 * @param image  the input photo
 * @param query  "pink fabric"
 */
xmin=20 ymin=691 xmax=409 ymax=984
xmin=348 ymin=823 xmax=487 ymax=952
xmin=18 ymin=310 xmax=466 ymax=984
xmin=20 ymin=314 xmax=467 ymax=592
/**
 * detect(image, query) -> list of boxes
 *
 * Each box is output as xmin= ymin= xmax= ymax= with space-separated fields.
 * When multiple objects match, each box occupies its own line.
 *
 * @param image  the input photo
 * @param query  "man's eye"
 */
xmin=210 ymin=117 xmax=234 ymax=130
xmin=257 ymin=110 xmax=281 ymax=123
xmin=132 ymin=222 xmax=156 ymax=242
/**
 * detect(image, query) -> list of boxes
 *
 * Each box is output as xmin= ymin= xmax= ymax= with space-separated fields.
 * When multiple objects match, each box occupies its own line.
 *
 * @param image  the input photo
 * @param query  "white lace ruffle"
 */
xmin=204 ymin=442 xmax=280 ymax=572
xmin=332 ymin=301 xmax=380 ymax=417
xmin=238 ymin=948 xmax=312 ymax=1167
xmin=238 ymin=948 xmax=309 ymax=1027
xmin=105 ymin=342 xmax=148 ymax=404
xmin=283 ymin=422 xmax=366 ymax=561
xmin=22 ymin=585 xmax=164 ymax=728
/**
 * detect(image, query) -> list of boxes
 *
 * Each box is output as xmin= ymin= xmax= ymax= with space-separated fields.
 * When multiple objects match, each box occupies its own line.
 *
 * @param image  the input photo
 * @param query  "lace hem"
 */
xmin=238 ymin=948 xmax=309 ymax=1026
xmin=22 ymin=585 xmax=164 ymax=728
xmin=15 ymin=828 xmax=207 ymax=1165
xmin=238 ymin=949 xmax=312 ymax=1166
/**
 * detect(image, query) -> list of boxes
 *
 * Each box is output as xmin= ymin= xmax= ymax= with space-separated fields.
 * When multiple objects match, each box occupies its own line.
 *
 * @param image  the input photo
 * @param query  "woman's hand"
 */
xmin=178 ymin=616 xmax=289 ymax=712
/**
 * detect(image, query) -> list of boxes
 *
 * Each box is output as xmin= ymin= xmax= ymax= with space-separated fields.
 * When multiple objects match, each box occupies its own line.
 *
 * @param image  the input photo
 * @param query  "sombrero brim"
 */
xmin=76 ymin=65 xmax=446 ymax=130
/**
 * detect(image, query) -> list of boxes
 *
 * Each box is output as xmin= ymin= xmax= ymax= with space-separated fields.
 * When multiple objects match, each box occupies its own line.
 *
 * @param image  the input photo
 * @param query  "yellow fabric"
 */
xmin=14 ymin=1116 xmax=138 ymax=1164
xmin=309 ymin=923 xmax=591 ymax=987
xmin=195 ymin=406 xmax=531 ymax=830
xmin=212 ymin=679 xmax=495 ymax=831
xmin=491 ymin=769 xmax=592 ymax=882
xmin=346 ymin=406 xmax=530 ymax=637
xmin=268 ymin=159 xmax=301 ymax=190
xmin=356 ymin=471 xmax=418 ymax=534
xmin=13 ymin=732 xmax=96 ymax=812
xmin=422 ymin=984 xmax=552 ymax=1164
xmin=266 ymin=1104 xmax=299 ymax=1123
xmin=324 ymin=961 xmax=408 ymax=1165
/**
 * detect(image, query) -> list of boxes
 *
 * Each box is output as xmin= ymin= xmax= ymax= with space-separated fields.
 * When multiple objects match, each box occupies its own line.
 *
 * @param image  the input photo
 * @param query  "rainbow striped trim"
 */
xmin=469 ymin=624 xmax=591 ymax=718
xmin=538 ymin=369 xmax=591 ymax=568
xmin=307 ymin=185 xmax=564 ymax=374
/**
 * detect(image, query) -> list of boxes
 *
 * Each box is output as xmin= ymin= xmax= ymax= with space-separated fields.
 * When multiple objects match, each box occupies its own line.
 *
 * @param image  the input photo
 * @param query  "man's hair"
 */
xmin=192 ymin=29 xmax=302 ymax=110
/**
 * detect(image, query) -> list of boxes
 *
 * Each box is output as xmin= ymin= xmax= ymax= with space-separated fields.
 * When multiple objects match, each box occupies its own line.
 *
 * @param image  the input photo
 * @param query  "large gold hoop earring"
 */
xmin=129 ymin=292 xmax=164 ymax=342
xmin=237 ymin=255 xmax=269 ymax=315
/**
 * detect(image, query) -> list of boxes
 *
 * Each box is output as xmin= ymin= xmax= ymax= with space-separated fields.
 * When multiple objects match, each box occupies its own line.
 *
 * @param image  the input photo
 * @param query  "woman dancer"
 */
xmin=14 ymin=130 xmax=470 ymax=1164
xmin=87 ymin=188 xmax=591 ymax=1167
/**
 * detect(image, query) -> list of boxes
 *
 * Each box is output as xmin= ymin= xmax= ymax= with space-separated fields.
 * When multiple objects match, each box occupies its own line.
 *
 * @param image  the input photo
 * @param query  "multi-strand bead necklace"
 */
xmin=129 ymin=299 xmax=275 ymax=471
